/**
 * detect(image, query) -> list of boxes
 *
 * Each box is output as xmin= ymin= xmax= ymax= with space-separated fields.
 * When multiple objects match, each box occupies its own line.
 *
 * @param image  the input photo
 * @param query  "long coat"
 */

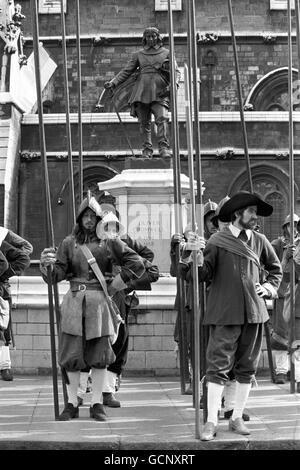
xmin=181 ymin=229 xmax=282 ymax=325
xmin=111 ymin=45 xmax=180 ymax=116
xmin=47 ymin=234 xmax=145 ymax=340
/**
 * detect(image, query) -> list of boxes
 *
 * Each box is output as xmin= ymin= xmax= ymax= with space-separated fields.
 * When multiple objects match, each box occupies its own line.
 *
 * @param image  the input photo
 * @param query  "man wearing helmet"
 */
xmin=270 ymin=214 xmax=300 ymax=386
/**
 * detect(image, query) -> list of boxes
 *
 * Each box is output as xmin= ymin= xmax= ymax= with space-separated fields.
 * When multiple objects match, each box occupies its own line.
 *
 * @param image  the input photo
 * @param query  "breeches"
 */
xmin=206 ymin=323 xmax=263 ymax=385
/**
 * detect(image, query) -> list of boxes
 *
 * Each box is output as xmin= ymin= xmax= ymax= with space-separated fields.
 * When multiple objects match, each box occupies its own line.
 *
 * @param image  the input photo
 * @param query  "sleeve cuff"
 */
xmin=110 ymin=273 xmax=128 ymax=292
xmin=262 ymin=282 xmax=278 ymax=299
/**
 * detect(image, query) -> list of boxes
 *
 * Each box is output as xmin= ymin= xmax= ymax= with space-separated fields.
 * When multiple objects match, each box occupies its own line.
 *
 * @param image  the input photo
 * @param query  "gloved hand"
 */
xmin=285 ymin=243 xmax=296 ymax=260
xmin=104 ymin=81 xmax=115 ymax=90
xmin=255 ymin=283 xmax=270 ymax=298
xmin=171 ymin=233 xmax=185 ymax=246
xmin=40 ymin=247 xmax=57 ymax=267
xmin=186 ymin=232 xmax=206 ymax=251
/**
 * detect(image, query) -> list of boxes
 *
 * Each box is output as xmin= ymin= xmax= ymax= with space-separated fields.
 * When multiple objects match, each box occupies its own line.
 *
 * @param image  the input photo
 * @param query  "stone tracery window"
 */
xmin=245 ymin=67 xmax=300 ymax=111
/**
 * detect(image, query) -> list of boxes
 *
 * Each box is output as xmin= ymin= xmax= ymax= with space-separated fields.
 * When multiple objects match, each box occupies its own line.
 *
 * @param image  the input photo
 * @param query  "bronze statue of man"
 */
xmin=104 ymin=27 xmax=180 ymax=159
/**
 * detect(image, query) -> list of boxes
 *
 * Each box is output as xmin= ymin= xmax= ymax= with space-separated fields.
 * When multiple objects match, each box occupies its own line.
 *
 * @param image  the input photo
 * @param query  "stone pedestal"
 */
xmin=98 ymin=168 xmax=192 ymax=273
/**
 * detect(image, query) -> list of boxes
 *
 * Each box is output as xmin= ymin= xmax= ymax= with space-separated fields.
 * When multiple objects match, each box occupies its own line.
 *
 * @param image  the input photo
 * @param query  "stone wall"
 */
xmin=10 ymin=306 xmax=179 ymax=376
xmin=9 ymin=276 xmax=271 ymax=376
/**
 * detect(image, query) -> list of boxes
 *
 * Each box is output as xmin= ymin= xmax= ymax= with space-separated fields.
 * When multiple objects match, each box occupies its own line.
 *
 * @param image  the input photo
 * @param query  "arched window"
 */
xmin=245 ymin=67 xmax=300 ymax=111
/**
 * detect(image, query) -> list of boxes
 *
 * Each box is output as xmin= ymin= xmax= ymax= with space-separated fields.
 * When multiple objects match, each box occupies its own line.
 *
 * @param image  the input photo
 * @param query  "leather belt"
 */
xmin=70 ymin=282 xmax=101 ymax=292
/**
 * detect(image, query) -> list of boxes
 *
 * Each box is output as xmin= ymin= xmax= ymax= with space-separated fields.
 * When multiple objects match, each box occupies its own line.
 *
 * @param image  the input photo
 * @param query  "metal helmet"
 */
xmin=282 ymin=213 xmax=300 ymax=228
xmin=203 ymin=199 xmax=218 ymax=218
xmin=211 ymin=196 xmax=230 ymax=227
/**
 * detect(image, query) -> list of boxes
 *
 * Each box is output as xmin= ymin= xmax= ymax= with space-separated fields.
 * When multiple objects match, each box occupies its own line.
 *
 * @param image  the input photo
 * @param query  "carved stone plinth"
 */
xmin=98 ymin=169 xmax=196 ymax=273
xmin=124 ymin=155 xmax=172 ymax=170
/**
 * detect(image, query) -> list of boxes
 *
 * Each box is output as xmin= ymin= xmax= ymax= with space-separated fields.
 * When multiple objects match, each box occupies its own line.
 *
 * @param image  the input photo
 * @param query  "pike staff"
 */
xmin=167 ymin=0 xmax=189 ymax=394
xmin=184 ymin=63 xmax=201 ymax=439
xmin=187 ymin=0 xmax=207 ymax=418
xmin=31 ymin=0 xmax=60 ymax=419
xmin=228 ymin=0 xmax=275 ymax=382
xmin=75 ymin=0 xmax=83 ymax=203
xmin=60 ymin=0 xmax=76 ymax=224
xmin=227 ymin=0 xmax=252 ymax=192
xmin=287 ymin=0 xmax=296 ymax=394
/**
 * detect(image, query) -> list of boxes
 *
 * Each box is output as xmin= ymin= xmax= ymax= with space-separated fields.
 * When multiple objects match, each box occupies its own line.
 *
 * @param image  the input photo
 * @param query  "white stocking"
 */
xmin=231 ymin=382 xmax=252 ymax=420
xmin=207 ymin=382 xmax=224 ymax=426
xmin=66 ymin=371 xmax=80 ymax=407
xmin=91 ymin=368 xmax=107 ymax=405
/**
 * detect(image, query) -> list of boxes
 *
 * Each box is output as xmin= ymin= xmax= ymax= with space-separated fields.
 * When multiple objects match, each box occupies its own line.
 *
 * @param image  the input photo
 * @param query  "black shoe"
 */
xmin=115 ymin=375 xmax=121 ymax=392
xmin=274 ymin=373 xmax=286 ymax=384
xmin=103 ymin=392 xmax=121 ymax=408
xmin=77 ymin=396 xmax=83 ymax=407
xmin=1 ymin=369 xmax=13 ymax=381
xmin=86 ymin=376 xmax=92 ymax=393
xmin=90 ymin=403 xmax=107 ymax=421
xmin=58 ymin=403 xmax=79 ymax=421
xmin=224 ymin=409 xmax=250 ymax=422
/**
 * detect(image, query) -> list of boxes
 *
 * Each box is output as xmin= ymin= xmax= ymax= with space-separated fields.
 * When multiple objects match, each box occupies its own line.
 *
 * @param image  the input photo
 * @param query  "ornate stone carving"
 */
xmin=215 ymin=148 xmax=235 ymax=160
xmin=275 ymin=152 xmax=289 ymax=160
xmin=197 ymin=32 xmax=219 ymax=44
xmin=262 ymin=33 xmax=277 ymax=44
xmin=20 ymin=151 xmax=40 ymax=162
xmin=0 ymin=1 xmax=25 ymax=55
xmin=55 ymin=154 xmax=68 ymax=161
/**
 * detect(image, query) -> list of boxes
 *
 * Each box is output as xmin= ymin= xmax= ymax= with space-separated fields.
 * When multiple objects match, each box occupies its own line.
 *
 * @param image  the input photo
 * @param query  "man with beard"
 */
xmin=180 ymin=191 xmax=282 ymax=441
xmin=40 ymin=197 xmax=145 ymax=421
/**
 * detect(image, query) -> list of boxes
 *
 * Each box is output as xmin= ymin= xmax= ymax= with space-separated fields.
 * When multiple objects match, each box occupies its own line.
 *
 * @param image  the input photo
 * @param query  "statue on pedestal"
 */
xmin=104 ymin=27 xmax=180 ymax=159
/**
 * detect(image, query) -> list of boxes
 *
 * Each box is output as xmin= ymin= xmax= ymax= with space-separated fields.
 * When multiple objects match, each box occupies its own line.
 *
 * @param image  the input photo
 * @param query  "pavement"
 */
xmin=0 ymin=372 xmax=300 ymax=451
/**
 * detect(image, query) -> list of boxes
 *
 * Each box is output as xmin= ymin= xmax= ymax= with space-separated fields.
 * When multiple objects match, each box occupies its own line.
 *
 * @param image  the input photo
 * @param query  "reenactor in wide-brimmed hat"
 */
xmin=180 ymin=191 xmax=282 ymax=441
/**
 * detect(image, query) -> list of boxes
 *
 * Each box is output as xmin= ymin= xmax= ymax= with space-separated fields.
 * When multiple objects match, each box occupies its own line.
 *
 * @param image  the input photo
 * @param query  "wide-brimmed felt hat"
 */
xmin=218 ymin=191 xmax=273 ymax=222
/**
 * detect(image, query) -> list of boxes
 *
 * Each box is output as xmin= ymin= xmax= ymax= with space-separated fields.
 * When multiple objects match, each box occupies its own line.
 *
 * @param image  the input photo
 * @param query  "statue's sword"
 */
xmin=96 ymin=89 xmax=136 ymax=159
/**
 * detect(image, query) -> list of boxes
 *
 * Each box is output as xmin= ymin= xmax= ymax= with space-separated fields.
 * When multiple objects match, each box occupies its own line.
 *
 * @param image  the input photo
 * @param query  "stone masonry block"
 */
xmin=11 ymin=309 xmax=28 ymax=323
xmin=23 ymin=351 xmax=54 ymax=368
xmin=10 ymin=349 xmax=23 ymax=367
xmin=130 ymin=324 xmax=154 ymax=336
xmin=16 ymin=323 xmax=48 ymax=335
xmin=128 ymin=336 xmax=134 ymax=351
xmin=33 ymin=335 xmax=51 ymax=350
xmin=162 ymin=310 xmax=177 ymax=324
xmin=136 ymin=311 xmax=162 ymax=324
xmin=133 ymin=336 xmax=162 ymax=351
xmin=153 ymin=324 xmax=174 ymax=336
xmin=161 ymin=336 xmax=177 ymax=351
xmin=126 ymin=351 xmax=146 ymax=369
xmin=146 ymin=351 xmax=177 ymax=369
xmin=15 ymin=335 xmax=33 ymax=349
xmin=28 ymin=309 xmax=52 ymax=324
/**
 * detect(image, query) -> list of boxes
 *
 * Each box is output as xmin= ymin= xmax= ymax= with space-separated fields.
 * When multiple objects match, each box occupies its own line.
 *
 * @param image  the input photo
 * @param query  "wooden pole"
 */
xmin=31 ymin=0 xmax=60 ymax=420
xmin=288 ymin=0 xmax=296 ymax=394
xmin=167 ymin=0 xmax=189 ymax=395
xmin=60 ymin=0 xmax=76 ymax=225
xmin=184 ymin=63 xmax=201 ymax=439
xmin=75 ymin=0 xmax=83 ymax=204
xmin=227 ymin=0 xmax=253 ymax=192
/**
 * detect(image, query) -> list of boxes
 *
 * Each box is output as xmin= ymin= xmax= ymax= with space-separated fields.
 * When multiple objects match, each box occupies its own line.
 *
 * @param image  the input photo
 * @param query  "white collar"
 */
xmin=229 ymin=223 xmax=252 ymax=241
